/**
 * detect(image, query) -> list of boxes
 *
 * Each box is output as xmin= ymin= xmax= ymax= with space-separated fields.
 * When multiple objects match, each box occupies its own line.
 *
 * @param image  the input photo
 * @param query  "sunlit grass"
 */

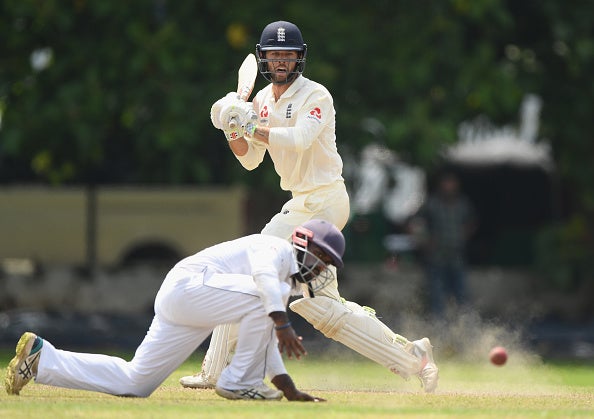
xmin=1 ymin=349 xmax=593 ymax=418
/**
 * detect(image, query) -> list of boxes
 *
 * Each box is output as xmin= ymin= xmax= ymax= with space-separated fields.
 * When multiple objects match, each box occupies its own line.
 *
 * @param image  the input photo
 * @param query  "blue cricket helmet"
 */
xmin=256 ymin=21 xmax=307 ymax=84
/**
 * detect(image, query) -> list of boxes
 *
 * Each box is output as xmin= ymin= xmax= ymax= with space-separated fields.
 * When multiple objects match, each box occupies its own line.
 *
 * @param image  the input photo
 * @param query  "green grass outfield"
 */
xmin=1 ymin=350 xmax=593 ymax=418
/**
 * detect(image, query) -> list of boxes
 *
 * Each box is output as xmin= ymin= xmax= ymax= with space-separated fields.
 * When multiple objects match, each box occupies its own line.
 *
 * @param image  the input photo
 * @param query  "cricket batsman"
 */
xmin=180 ymin=20 xmax=439 ymax=392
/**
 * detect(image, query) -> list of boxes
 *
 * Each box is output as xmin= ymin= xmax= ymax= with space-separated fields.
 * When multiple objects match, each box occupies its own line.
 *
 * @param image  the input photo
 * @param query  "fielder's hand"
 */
xmin=276 ymin=326 xmax=307 ymax=360
xmin=270 ymin=312 xmax=307 ymax=360
xmin=271 ymin=374 xmax=326 ymax=402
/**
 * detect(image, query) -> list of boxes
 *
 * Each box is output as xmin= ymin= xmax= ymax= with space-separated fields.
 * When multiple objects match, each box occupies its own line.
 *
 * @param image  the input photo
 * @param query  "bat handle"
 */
xmin=239 ymin=85 xmax=251 ymax=101
xmin=229 ymin=88 xmax=249 ymax=129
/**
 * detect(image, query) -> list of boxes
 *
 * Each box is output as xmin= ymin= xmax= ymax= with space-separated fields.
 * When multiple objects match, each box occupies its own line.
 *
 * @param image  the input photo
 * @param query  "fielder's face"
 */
xmin=264 ymin=50 xmax=299 ymax=84
xmin=303 ymin=243 xmax=333 ymax=276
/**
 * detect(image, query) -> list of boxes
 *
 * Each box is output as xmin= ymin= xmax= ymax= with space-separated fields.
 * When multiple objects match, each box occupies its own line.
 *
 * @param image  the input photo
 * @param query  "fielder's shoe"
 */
xmin=5 ymin=332 xmax=43 ymax=395
xmin=215 ymin=384 xmax=283 ymax=401
xmin=179 ymin=371 xmax=216 ymax=389
xmin=413 ymin=337 xmax=439 ymax=393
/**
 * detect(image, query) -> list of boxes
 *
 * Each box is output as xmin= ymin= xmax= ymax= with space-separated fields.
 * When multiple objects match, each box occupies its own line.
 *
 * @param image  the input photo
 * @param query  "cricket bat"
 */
xmin=229 ymin=53 xmax=258 ymax=129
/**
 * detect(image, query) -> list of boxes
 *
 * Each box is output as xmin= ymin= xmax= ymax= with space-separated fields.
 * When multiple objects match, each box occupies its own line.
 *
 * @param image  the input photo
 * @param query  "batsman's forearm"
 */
xmin=232 ymin=138 xmax=267 ymax=170
xmin=228 ymin=137 xmax=249 ymax=156
xmin=252 ymin=126 xmax=270 ymax=144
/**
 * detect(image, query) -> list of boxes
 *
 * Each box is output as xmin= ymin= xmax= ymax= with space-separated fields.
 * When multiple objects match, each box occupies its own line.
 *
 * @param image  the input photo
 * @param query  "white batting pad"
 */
xmin=201 ymin=323 xmax=239 ymax=380
xmin=289 ymin=296 xmax=421 ymax=378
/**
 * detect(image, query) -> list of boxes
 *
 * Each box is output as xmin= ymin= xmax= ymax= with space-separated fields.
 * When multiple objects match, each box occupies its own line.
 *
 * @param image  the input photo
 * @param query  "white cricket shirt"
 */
xmin=237 ymin=76 xmax=344 ymax=194
xmin=173 ymin=234 xmax=300 ymax=314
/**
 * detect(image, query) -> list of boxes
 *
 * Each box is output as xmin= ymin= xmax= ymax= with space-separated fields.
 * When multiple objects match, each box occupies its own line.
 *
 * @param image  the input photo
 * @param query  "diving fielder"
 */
xmin=5 ymin=220 xmax=344 ymax=401
xmin=181 ymin=21 xmax=438 ymax=392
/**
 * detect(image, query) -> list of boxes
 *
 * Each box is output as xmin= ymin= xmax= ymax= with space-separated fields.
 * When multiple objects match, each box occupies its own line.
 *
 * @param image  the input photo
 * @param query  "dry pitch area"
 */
xmin=1 ymin=349 xmax=593 ymax=418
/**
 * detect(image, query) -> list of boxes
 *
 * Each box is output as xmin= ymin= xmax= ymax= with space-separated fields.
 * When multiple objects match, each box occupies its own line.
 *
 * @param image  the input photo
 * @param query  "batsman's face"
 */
xmin=265 ymin=50 xmax=299 ymax=83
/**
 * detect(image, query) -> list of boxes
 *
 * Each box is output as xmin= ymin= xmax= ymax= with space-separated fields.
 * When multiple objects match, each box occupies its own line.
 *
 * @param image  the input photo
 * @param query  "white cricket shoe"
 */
xmin=215 ymin=384 xmax=283 ymax=401
xmin=179 ymin=371 xmax=216 ymax=389
xmin=5 ymin=332 xmax=43 ymax=395
xmin=413 ymin=337 xmax=439 ymax=393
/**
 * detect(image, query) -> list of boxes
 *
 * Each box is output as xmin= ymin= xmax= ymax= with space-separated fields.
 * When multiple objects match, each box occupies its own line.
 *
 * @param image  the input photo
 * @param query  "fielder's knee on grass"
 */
xmin=109 ymin=375 xmax=156 ymax=397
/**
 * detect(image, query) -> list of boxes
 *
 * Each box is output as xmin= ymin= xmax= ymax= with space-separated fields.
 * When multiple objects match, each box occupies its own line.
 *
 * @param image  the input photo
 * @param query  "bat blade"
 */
xmin=229 ymin=53 xmax=258 ymax=129
xmin=237 ymin=53 xmax=258 ymax=101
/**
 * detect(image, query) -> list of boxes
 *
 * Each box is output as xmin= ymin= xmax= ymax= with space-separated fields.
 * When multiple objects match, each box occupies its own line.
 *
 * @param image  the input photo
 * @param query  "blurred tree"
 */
xmin=0 ymin=0 xmax=267 ymax=185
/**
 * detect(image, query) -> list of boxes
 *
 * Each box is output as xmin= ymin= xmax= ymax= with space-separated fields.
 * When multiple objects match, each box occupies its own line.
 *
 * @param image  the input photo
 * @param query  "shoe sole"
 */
xmin=5 ymin=332 xmax=38 ymax=395
xmin=179 ymin=377 xmax=215 ymax=389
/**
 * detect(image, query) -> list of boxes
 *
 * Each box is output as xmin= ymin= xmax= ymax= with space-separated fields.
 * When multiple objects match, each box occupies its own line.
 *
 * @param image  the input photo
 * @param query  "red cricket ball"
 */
xmin=489 ymin=346 xmax=508 ymax=366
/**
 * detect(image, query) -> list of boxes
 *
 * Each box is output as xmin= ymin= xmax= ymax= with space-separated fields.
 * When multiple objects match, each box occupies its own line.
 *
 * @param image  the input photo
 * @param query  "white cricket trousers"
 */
xmin=35 ymin=269 xmax=278 ymax=397
xmin=262 ymin=180 xmax=350 ymax=300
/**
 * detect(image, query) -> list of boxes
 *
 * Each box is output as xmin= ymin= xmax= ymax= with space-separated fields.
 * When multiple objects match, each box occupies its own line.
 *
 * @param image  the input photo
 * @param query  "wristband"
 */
xmin=244 ymin=122 xmax=257 ymax=138
xmin=274 ymin=322 xmax=292 ymax=330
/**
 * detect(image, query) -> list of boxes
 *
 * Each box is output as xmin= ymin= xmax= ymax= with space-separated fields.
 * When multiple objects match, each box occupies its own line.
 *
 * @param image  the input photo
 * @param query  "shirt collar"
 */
xmin=277 ymin=75 xmax=306 ymax=100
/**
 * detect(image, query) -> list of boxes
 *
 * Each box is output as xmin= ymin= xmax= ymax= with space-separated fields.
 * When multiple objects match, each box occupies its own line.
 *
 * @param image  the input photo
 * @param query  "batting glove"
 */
xmin=223 ymin=128 xmax=244 ymax=142
xmin=210 ymin=92 xmax=240 ymax=130
xmin=219 ymin=101 xmax=257 ymax=131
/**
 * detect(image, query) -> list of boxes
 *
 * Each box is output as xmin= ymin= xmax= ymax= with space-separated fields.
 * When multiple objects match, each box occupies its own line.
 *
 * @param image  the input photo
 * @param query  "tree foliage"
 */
xmin=1 ymin=0 xmax=593 ymax=280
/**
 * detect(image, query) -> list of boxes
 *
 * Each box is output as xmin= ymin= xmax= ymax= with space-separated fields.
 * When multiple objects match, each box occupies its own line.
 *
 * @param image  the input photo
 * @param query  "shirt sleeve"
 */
xmin=247 ymin=243 xmax=288 ymax=314
xmin=268 ymin=90 xmax=334 ymax=152
xmin=234 ymin=139 xmax=267 ymax=170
